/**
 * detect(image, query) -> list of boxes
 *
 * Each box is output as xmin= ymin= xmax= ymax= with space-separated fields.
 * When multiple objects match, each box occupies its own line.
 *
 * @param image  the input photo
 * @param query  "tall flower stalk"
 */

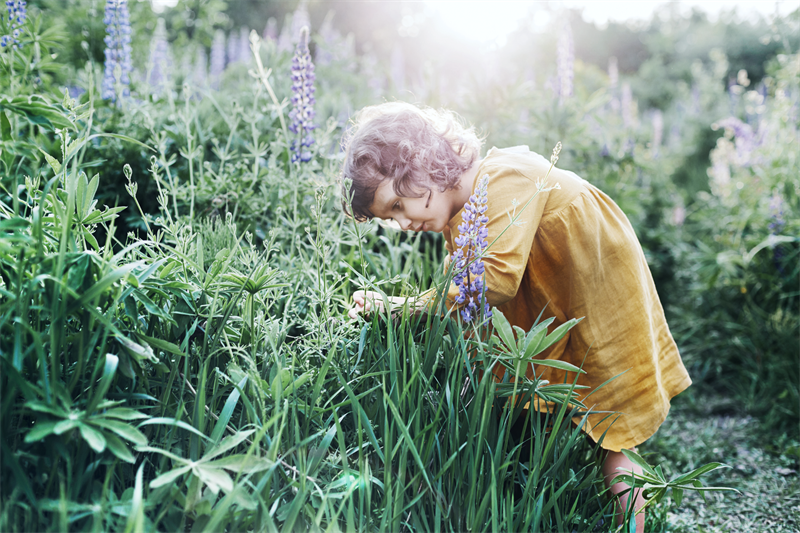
xmin=102 ymin=0 xmax=132 ymax=102
xmin=209 ymin=30 xmax=226 ymax=89
xmin=556 ymin=19 xmax=574 ymax=102
xmin=451 ymin=174 xmax=491 ymax=323
xmin=147 ymin=18 xmax=171 ymax=94
xmin=288 ymin=26 xmax=315 ymax=163
xmin=1 ymin=0 xmax=26 ymax=50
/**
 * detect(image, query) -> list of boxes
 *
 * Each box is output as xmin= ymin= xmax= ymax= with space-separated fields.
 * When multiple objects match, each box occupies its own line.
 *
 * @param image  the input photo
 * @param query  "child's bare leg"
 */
xmin=602 ymin=449 xmax=646 ymax=532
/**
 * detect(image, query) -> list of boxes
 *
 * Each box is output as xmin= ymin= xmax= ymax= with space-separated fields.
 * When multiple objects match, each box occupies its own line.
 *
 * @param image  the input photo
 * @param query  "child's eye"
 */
xmin=425 ymin=190 xmax=432 ymax=208
xmin=393 ymin=201 xmax=400 ymax=210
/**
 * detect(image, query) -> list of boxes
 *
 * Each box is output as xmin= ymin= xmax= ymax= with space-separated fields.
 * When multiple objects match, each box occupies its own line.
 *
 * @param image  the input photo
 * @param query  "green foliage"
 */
xmin=1 ymin=3 xmax=782 ymax=531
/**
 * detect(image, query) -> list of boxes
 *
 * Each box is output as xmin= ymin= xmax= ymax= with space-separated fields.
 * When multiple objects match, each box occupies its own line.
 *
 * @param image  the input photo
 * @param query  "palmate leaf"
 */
xmin=24 ymin=420 xmax=59 ymax=443
xmin=149 ymin=465 xmax=192 ymax=489
xmin=104 ymin=431 xmax=136 ymax=463
xmin=78 ymin=423 xmax=107 ymax=453
xmin=194 ymin=465 xmax=234 ymax=495
xmin=204 ymin=454 xmax=275 ymax=474
xmin=90 ymin=418 xmax=148 ymax=446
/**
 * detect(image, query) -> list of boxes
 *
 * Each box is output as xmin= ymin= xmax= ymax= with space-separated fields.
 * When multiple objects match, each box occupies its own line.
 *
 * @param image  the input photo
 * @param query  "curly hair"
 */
xmin=340 ymin=102 xmax=482 ymax=221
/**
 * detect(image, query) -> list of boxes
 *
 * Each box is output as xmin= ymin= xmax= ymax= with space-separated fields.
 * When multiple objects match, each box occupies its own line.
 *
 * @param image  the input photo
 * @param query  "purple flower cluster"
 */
xmin=715 ymin=117 xmax=764 ymax=167
xmin=288 ymin=26 xmax=315 ymax=163
xmin=209 ymin=30 xmax=225 ymax=89
xmin=147 ymin=18 xmax=171 ymax=93
xmin=556 ymin=19 xmax=574 ymax=101
xmin=451 ymin=174 xmax=491 ymax=323
xmin=1 ymin=1 xmax=27 ymax=50
xmin=102 ymin=0 xmax=132 ymax=102
xmin=768 ymin=193 xmax=785 ymax=234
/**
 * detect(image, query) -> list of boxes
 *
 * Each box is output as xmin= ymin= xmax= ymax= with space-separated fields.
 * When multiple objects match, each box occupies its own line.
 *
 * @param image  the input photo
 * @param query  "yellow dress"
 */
xmin=440 ymin=146 xmax=692 ymax=452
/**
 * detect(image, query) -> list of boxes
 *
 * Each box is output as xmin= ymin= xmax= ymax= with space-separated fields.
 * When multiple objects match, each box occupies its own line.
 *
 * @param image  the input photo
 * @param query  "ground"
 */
xmin=640 ymin=389 xmax=800 ymax=532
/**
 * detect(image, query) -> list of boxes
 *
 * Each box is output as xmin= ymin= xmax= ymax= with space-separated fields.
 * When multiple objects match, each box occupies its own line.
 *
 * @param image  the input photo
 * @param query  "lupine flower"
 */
xmin=672 ymin=205 xmax=685 ymax=227
xmin=263 ymin=17 xmax=277 ymax=42
xmin=278 ymin=2 xmax=310 ymax=53
xmin=607 ymin=56 xmax=618 ymax=89
xmin=227 ymin=29 xmax=240 ymax=65
xmin=621 ymin=82 xmax=633 ymax=128
xmin=651 ymin=109 xmax=663 ymax=157
xmin=768 ymin=193 xmax=785 ymax=234
xmin=209 ymin=30 xmax=226 ymax=89
xmin=290 ymin=2 xmax=310 ymax=45
xmin=451 ymin=174 xmax=491 ymax=323
xmin=608 ymin=56 xmax=619 ymax=112
xmin=102 ymin=0 xmax=133 ymax=102
xmin=556 ymin=19 xmax=574 ymax=102
xmin=691 ymin=83 xmax=701 ymax=114
xmin=147 ymin=18 xmax=172 ymax=93
xmin=191 ymin=45 xmax=207 ymax=87
xmin=238 ymin=27 xmax=250 ymax=64
xmin=713 ymin=117 xmax=765 ymax=167
xmin=1 ymin=0 xmax=26 ymax=50
xmin=288 ymin=26 xmax=315 ymax=163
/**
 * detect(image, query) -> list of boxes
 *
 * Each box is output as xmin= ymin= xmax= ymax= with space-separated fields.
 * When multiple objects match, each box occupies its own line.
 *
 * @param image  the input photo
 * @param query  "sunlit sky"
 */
xmin=149 ymin=0 xmax=800 ymax=47
xmin=426 ymin=1 xmax=800 ymax=46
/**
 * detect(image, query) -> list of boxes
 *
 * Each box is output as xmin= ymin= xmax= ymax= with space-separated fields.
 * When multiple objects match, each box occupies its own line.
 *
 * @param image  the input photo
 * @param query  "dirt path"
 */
xmin=640 ymin=390 xmax=800 ymax=532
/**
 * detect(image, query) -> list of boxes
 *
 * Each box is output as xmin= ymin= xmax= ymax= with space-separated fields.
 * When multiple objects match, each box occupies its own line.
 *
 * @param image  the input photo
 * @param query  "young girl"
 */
xmin=340 ymin=101 xmax=692 ymax=531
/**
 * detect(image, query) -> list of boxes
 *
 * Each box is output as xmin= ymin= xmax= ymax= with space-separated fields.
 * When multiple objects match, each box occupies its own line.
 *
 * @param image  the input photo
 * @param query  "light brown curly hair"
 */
xmin=340 ymin=102 xmax=482 ymax=221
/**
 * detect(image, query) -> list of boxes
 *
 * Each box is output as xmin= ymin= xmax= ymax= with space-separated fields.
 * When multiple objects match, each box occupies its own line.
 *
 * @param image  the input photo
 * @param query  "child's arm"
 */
xmin=348 ymin=290 xmax=426 ymax=320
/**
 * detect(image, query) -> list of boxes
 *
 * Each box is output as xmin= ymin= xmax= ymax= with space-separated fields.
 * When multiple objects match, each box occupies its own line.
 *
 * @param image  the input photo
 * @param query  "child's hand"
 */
xmin=348 ymin=290 xmax=385 ymax=320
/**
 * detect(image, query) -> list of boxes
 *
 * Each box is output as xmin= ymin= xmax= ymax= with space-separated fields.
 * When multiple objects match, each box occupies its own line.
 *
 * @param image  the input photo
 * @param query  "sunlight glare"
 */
xmin=425 ymin=1 xmax=540 ymax=48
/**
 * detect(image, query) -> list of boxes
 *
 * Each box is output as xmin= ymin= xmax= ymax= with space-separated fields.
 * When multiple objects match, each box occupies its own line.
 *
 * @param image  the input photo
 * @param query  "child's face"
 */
xmin=369 ymin=178 xmax=457 ymax=233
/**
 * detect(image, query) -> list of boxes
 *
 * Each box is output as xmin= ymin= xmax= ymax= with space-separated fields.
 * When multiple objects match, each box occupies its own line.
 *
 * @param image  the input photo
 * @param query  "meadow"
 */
xmin=0 ymin=1 xmax=797 ymax=531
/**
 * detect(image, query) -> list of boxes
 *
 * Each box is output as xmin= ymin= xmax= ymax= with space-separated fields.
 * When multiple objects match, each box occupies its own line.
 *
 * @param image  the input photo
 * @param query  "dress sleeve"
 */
xmin=443 ymin=164 xmax=551 ymax=309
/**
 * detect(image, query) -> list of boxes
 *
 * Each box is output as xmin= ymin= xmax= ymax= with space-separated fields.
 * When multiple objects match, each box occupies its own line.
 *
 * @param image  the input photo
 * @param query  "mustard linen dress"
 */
xmin=441 ymin=146 xmax=692 ymax=452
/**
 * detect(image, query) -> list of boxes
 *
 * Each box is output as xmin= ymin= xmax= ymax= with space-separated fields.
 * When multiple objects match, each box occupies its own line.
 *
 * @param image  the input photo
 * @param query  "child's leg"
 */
xmin=602 ymin=448 xmax=646 ymax=532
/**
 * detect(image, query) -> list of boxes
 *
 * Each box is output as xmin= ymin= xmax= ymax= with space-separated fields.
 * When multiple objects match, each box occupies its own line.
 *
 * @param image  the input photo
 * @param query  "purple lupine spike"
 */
xmin=263 ymin=17 xmax=277 ymax=42
xmin=556 ymin=19 xmax=574 ymax=102
xmin=226 ymin=29 xmax=239 ymax=65
xmin=288 ymin=26 xmax=316 ymax=163
xmin=651 ymin=110 xmax=663 ymax=158
xmin=238 ymin=27 xmax=250 ymax=64
xmin=715 ymin=117 xmax=760 ymax=167
xmin=102 ymin=0 xmax=133 ymax=102
xmin=191 ymin=45 xmax=207 ymax=87
xmin=691 ymin=83 xmax=701 ymax=114
xmin=147 ymin=18 xmax=172 ymax=93
xmin=621 ymin=82 xmax=633 ymax=128
xmin=209 ymin=29 xmax=226 ymax=89
xmin=290 ymin=2 xmax=310 ymax=45
xmin=608 ymin=56 xmax=619 ymax=112
xmin=1 ymin=1 xmax=26 ymax=49
xmin=451 ymin=174 xmax=491 ymax=323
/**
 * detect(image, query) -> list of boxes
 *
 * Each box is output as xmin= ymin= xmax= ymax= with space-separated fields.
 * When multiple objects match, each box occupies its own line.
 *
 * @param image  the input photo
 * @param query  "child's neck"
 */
xmin=451 ymin=160 xmax=482 ymax=219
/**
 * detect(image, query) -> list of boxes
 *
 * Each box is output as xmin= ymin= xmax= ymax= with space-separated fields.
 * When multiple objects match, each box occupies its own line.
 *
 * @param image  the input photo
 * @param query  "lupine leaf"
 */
xmin=24 ymin=420 xmax=59 ymax=443
xmin=78 ymin=423 xmax=107 ymax=453
xmin=149 ymin=465 xmax=192 ymax=489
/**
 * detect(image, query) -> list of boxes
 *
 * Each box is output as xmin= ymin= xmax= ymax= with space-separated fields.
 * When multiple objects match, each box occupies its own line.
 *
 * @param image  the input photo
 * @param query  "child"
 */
xmin=340 ymin=101 xmax=692 ymax=531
